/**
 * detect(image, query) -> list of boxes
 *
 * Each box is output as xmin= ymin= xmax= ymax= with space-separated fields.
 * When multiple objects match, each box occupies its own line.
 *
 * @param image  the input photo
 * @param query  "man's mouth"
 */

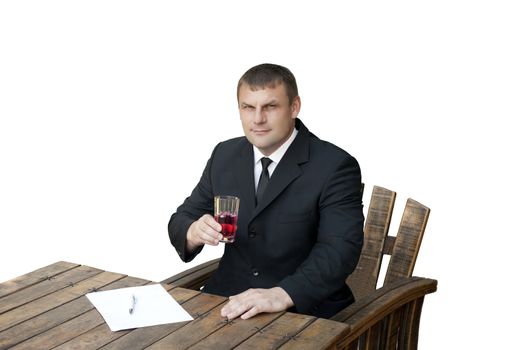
xmin=252 ymin=129 xmax=270 ymax=135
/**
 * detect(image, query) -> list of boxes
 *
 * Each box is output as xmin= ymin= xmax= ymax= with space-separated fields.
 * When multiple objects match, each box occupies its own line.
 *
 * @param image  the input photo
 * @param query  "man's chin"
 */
xmin=252 ymin=138 xmax=269 ymax=148
xmin=248 ymin=135 xmax=268 ymax=146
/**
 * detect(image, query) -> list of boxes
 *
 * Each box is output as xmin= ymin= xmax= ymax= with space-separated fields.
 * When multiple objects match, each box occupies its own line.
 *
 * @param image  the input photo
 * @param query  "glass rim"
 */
xmin=214 ymin=195 xmax=240 ymax=201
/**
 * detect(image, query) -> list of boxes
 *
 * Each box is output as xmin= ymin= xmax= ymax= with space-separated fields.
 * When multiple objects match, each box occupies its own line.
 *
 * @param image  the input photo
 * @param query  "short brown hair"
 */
xmin=237 ymin=63 xmax=299 ymax=104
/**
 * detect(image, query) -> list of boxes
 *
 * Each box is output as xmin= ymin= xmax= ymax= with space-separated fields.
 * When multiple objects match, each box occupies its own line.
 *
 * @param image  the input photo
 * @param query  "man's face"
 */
xmin=238 ymin=83 xmax=301 ymax=156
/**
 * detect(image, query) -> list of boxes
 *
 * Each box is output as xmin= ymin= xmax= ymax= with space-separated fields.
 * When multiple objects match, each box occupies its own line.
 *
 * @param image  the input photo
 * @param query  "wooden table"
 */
xmin=0 ymin=261 xmax=352 ymax=349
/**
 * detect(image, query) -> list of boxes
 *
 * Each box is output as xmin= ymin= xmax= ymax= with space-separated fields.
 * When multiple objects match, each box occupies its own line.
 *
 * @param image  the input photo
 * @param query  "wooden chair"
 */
xmin=162 ymin=186 xmax=437 ymax=350
xmin=332 ymin=186 xmax=437 ymax=349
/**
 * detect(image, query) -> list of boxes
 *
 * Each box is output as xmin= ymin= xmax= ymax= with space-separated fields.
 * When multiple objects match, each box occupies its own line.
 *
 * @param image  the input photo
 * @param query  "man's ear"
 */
xmin=291 ymin=96 xmax=301 ymax=119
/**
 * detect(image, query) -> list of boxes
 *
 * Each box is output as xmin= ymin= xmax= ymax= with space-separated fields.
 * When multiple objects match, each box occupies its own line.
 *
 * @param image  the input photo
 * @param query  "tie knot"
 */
xmin=260 ymin=157 xmax=272 ymax=171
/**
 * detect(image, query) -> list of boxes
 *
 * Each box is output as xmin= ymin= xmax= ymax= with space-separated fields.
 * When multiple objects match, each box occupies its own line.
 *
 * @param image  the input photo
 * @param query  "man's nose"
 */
xmin=253 ymin=108 xmax=266 ymax=124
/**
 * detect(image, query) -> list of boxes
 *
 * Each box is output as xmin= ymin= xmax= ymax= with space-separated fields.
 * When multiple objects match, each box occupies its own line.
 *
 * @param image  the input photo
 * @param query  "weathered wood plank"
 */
xmin=0 ymin=265 xmax=102 ymax=316
xmin=99 ymin=289 xmax=215 ymax=349
xmin=98 ymin=277 xmax=152 ymax=292
xmin=405 ymin=297 xmax=424 ymax=350
xmin=347 ymin=186 xmax=396 ymax=301
xmin=235 ymin=312 xmax=315 ymax=350
xmin=278 ymin=318 xmax=350 ymax=350
xmin=365 ymin=321 xmax=383 ymax=350
xmin=333 ymin=277 xmax=437 ymax=345
xmin=40 ymin=285 xmax=190 ymax=350
xmin=385 ymin=307 xmax=402 ymax=349
xmin=0 ymin=275 xmax=149 ymax=349
xmin=0 ymin=261 xmax=79 ymax=299
xmin=0 ymin=296 xmax=93 ymax=350
xmin=10 ymin=308 xmax=106 ymax=349
xmin=187 ymin=312 xmax=284 ymax=350
xmin=145 ymin=299 xmax=229 ymax=349
xmin=54 ymin=323 xmax=129 ymax=350
xmin=382 ymin=235 xmax=396 ymax=255
xmin=384 ymin=199 xmax=429 ymax=285
xmin=161 ymin=259 xmax=221 ymax=291
xmin=46 ymin=278 xmax=155 ymax=350
xmin=165 ymin=286 xmax=199 ymax=303
xmin=0 ymin=271 xmax=124 ymax=333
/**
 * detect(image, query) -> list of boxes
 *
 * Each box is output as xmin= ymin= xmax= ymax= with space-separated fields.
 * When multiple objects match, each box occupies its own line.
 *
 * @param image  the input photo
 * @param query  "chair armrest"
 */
xmin=160 ymin=258 xmax=220 ymax=290
xmin=332 ymin=276 xmax=437 ymax=349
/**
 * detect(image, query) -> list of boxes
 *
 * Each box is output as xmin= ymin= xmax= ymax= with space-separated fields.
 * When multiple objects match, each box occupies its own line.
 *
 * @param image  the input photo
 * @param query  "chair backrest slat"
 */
xmin=383 ymin=198 xmax=430 ymax=285
xmin=347 ymin=186 xmax=396 ymax=300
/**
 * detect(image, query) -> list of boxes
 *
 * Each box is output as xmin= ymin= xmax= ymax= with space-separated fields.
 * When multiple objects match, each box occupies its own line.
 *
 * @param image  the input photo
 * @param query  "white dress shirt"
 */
xmin=253 ymin=128 xmax=298 ymax=191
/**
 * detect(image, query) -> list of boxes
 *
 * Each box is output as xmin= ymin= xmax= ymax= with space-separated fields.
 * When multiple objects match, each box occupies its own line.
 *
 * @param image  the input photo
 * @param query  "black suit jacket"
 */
xmin=169 ymin=119 xmax=364 ymax=318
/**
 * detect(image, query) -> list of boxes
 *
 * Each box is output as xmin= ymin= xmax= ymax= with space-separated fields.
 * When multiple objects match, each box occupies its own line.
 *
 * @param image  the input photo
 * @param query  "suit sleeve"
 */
xmin=168 ymin=144 xmax=219 ymax=262
xmin=277 ymin=155 xmax=364 ymax=314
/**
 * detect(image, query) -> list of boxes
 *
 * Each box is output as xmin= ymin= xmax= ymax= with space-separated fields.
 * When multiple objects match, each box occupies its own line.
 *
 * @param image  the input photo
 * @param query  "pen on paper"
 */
xmin=129 ymin=294 xmax=137 ymax=315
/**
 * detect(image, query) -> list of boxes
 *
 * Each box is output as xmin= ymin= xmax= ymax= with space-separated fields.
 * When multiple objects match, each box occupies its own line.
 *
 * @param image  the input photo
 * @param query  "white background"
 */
xmin=1 ymin=1 xmax=508 ymax=348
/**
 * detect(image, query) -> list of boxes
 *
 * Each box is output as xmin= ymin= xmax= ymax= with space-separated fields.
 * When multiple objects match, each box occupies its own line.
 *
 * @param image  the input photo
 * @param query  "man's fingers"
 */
xmin=186 ymin=214 xmax=224 ymax=251
xmin=198 ymin=220 xmax=222 ymax=244
xmin=240 ymin=306 xmax=259 ymax=320
xmin=220 ymin=299 xmax=237 ymax=318
xmin=221 ymin=291 xmax=258 ymax=320
xmin=203 ymin=214 xmax=222 ymax=232
xmin=190 ymin=214 xmax=222 ymax=246
xmin=221 ymin=298 xmax=242 ymax=319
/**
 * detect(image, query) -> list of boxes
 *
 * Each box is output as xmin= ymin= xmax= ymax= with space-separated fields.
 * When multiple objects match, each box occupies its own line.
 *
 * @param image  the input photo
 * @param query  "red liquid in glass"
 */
xmin=214 ymin=212 xmax=238 ymax=242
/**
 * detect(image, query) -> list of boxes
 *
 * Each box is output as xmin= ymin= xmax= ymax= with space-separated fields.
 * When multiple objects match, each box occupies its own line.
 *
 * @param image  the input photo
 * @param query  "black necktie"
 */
xmin=256 ymin=157 xmax=272 ymax=205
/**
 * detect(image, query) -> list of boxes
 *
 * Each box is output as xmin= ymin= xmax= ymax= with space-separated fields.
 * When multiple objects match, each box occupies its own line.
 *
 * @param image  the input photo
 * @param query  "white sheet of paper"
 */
xmin=86 ymin=283 xmax=193 ymax=331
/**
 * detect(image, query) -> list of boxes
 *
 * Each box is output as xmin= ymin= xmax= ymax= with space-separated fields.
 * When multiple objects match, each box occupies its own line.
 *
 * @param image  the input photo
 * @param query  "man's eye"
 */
xmin=243 ymin=105 xmax=254 ymax=110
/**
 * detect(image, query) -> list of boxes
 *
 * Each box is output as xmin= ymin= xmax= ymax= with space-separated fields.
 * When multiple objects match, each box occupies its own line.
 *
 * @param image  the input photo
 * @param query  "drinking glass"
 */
xmin=214 ymin=195 xmax=240 ymax=243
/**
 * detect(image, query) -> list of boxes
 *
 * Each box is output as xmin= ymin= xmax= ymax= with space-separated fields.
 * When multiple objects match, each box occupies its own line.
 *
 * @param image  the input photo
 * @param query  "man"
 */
xmin=169 ymin=63 xmax=364 ymax=320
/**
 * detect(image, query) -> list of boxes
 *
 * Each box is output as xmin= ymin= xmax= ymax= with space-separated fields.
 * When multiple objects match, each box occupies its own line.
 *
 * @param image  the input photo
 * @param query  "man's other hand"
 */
xmin=220 ymin=287 xmax=294 ymax=320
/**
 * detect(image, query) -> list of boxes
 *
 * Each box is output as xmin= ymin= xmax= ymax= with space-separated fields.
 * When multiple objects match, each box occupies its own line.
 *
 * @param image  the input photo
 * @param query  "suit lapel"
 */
xmin=251 ymin=120 xmax=311 ymax=219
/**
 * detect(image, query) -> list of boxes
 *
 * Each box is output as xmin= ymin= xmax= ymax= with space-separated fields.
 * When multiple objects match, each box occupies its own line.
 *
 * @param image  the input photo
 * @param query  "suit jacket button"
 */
xmin=248 ymin=231 xmax=256 ymax=238
xmin=252 ymin=268 xmax=259 ymax=277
